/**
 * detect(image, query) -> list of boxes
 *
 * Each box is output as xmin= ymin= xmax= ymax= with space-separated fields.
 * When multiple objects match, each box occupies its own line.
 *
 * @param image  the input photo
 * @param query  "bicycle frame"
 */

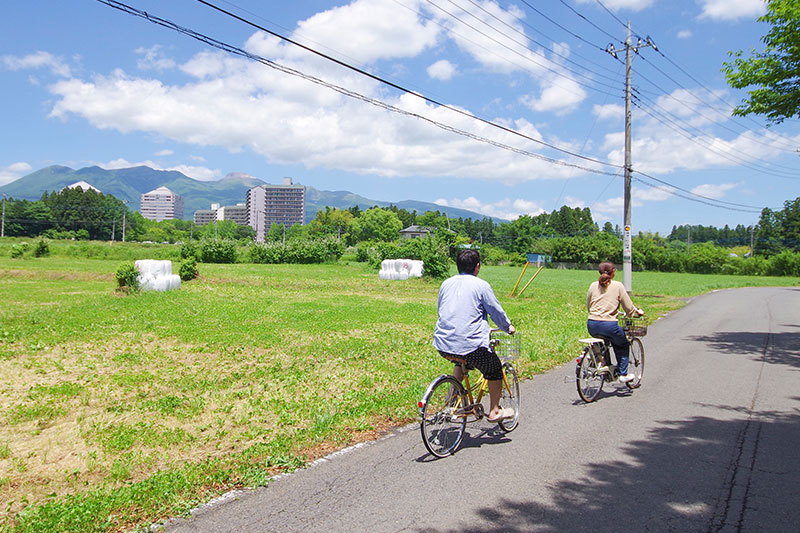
xmin=447 ymin=363 xmax=515 ymax=422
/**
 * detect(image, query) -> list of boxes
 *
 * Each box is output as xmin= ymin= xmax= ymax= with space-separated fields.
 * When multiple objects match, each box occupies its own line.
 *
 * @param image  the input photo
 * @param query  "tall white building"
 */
xmin=246 ymin=178 xmax=305 ymax=241
xmin=140 ymin=186 xmax=184 ymax=221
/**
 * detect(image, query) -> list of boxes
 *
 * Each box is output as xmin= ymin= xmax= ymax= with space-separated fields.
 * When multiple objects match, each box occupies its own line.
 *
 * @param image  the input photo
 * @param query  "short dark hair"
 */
xmin=457 ymin=249 xmax=480 ymax=274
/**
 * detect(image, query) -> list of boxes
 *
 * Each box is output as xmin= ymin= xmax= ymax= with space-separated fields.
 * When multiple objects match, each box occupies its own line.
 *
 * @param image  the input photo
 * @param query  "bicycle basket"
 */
xmin=491 ymin=330 xmax=521 ymax=360
xmin=620 ymin=316 xmax=648 ymax=337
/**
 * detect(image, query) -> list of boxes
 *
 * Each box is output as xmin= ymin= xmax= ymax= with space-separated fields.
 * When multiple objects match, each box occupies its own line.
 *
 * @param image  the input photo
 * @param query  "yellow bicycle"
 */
xmin=418 ymin=330 xmax=520 ymax=458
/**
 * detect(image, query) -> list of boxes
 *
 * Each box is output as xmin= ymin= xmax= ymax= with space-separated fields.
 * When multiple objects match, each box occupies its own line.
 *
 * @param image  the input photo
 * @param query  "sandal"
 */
xmin=487 ymin=407 xmax=514 ymax=423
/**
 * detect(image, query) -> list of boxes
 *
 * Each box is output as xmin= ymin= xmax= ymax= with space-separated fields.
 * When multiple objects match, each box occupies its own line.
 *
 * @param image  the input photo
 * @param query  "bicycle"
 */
xmin=418 ymin=330 xmax=520 ymax=458
xmin=576 ymin=315 xmax=646 ymax=403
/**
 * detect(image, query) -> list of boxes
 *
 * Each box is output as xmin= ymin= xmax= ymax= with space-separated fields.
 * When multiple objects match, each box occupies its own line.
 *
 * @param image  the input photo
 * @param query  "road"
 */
xmin=162 ymin=286 xmax=800 ymax=532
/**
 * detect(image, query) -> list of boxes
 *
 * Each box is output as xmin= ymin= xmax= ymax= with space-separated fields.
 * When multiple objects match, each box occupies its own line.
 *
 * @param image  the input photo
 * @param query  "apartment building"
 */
xmin=193 ymin=203 xmax=249 ymax=226
xmin=193 ymin=204 xmax=219 ymax=226
xmin=140 ymin=186 xmax=184 ymax=221
xmin=246 ymin=178 xmax=305 ymax=242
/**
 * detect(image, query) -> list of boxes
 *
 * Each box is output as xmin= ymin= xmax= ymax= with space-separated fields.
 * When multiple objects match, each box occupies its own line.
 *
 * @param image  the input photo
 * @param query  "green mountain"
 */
xmin=0 ymin=165 xmax=503 ymax=223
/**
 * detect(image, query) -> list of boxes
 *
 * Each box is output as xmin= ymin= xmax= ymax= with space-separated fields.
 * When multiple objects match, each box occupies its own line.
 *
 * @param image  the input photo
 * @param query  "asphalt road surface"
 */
xmin=161 ymin=286 xmax=800 ymax=532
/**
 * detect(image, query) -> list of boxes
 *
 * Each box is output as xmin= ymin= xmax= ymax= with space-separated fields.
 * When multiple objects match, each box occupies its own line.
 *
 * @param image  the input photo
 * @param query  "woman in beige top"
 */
xmin=586 ymin=261 xmax=643 ymax=382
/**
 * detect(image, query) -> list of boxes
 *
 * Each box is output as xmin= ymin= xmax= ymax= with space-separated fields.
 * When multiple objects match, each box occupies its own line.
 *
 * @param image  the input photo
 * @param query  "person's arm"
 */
xmin=618 ymin=284 xmax=644 ymax=316
xmin=482 ymin=284 xmax=513 ymax=333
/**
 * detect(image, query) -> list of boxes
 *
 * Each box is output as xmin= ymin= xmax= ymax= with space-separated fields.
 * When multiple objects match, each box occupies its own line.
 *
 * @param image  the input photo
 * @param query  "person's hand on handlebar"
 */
xmin=634 ymin=308 xmax=644 ymax=317
xmin=508 ymin=324 xmax=516 ymax=335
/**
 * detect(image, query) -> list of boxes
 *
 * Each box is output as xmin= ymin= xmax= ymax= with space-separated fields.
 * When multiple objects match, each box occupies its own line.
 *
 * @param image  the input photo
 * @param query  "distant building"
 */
xmin=400 ymin=225 xmax=434 ymax=239
xmin=193 ymin=203 xmax=249 ymax=226
xmin=140 ymin=186 xmax=184 ymax=221
xmin=61 ymin=180 xmax=101 ymax=193
xmin=246 ymin=178 xmax=305 ymax=241
xmin=217 ymin=203 xmax=248 ymax=226
xmin=194 ymin=203 xmax=219 ymax=226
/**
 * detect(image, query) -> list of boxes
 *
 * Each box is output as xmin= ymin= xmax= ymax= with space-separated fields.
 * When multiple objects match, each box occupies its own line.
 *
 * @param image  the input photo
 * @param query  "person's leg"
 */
xmin=588 ymin=320 xmax=630 ymax=375
xmin=464 ymin=347 xmax=505 ymax=420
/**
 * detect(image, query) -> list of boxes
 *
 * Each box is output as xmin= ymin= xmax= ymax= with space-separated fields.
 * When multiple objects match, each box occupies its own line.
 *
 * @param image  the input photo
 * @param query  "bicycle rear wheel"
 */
xmin=499 ymin=362 xmax=520 ymax=432
xmin=419 ymin=375 xmax=468 ymax=458
xmin=576 ymin=346 xmax=604 ymax=403
xmin=626 ymin=338 xmax=644 ymax=389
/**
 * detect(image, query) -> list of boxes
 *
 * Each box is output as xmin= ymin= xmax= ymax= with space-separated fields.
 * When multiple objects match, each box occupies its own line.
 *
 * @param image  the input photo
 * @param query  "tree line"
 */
xmin=3 ymin=188 xmax=800 ymax=276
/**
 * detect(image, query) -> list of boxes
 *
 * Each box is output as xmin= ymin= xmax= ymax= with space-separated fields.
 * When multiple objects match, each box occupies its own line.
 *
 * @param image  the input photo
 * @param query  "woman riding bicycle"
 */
xmin=433 ymin=249 xmax=515 ymax=423
xmin=586 ymin=261 xmax=643 ymax=383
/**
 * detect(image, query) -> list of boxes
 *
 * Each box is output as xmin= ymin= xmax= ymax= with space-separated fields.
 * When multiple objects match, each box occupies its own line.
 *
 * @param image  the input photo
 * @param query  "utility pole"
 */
xmin=1 ymin=193 xmax=6 ymax=238
xmin=750 ymin=226 xmax=755 ymax=257
xmin=122 ymin=201 xmax=127 ymax=243
xmin=687 ymin=227 xmax=691 ymax=255
xmin=606 ymin=23 xmax=656 ymax=293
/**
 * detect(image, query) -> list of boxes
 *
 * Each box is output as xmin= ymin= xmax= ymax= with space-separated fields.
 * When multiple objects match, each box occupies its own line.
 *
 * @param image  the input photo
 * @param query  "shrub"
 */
xmin=10 ymin=244 xmax=26 ymax=259
xmin=179 ymin=258 xmax=199 ymax=281
xmin=33 ymin=239 xmax=50 ymax=258
xmin=200 ymin=240 xmax=237 ymax=263
xmin=115 ymin=262 xmax=140 ymax=292
xmin=180 ymin=241 xmax=199 ymax=260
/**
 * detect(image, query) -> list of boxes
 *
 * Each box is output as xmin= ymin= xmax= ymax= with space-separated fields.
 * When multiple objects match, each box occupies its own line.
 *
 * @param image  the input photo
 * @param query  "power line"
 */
xmin=418 ymin=0 xmax=622 ymax=97
xmin=95 ymin=0 xmax=623 ymax=177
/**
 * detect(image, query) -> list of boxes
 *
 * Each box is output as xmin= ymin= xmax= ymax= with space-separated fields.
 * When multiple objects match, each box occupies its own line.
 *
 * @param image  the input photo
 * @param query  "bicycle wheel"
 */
xmin=420 ymin=375 xmax=468 ymax=458
xmin=499 ymin=362 xmax=520 ymax=432
xmin=626 ymin=338 xmax=645 ymax=389
xmin=576 ymin=346 xmax=604 ymax=403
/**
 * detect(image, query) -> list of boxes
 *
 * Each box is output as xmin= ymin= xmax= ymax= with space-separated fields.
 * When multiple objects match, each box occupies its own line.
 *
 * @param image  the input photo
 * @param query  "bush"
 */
xmin=115 ymin=262 xmax=140 ymax=292
xmin=179 ymin=258 xmax=199 ymax=281
xmin=247 ymin=237 xmax=345 ymax=264
xmin=10 ymin=243 xmax=27 ymax=259
xmin=33 ymin=239 xmax=50 ymax=258
xmin=180 ymin=241 xmax=199 ymax=260
xmin=200 ymin=240 xmax=237 ymax=264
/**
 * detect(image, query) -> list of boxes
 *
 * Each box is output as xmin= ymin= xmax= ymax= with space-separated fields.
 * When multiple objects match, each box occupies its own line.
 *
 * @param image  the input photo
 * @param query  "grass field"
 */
xmin=1 ymin=254 xmax=797 ymax=531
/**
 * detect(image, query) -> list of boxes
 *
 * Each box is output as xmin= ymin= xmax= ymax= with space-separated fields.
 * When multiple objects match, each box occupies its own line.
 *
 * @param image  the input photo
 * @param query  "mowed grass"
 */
xmin=0 ymin=255 xmax=796 ymax=531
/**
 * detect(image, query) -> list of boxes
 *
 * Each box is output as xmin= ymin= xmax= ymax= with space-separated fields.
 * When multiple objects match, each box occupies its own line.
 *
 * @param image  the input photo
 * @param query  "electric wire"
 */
xmin=631 ymin=91 xmax=800 ymax=178
xmin=95 ymin=0 xmax=622 ymax=177
xmin=421 ymin=0 xmax=623 ymax=95
xmin=94 ymin=0 xmax=779 ymax=214
xmin=456 ymin=0 xmax=623 ymax=83
xmin=557 ymin=0 xmax=621 ymax=44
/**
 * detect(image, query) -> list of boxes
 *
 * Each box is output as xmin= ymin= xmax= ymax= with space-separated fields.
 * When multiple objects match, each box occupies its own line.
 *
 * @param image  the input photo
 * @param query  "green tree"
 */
xmin=350 ymin=207 xmax=403 ymax=242
xmin=308 ymin=207 xmax=354 ymax=240
xmin=723 ymin=0 xmax=800 ymax=124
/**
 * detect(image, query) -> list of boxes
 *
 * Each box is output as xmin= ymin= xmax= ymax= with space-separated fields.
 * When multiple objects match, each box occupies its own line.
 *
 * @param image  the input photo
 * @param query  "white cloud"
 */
xmin=522 ymin=77 xmax=586 ymax=115
xmin=97 ymin=158 xmax=221 ymax=181
xmin=677 ymin=30 xmax=692 ymax=39
xmin=698 ymin=0 xmax=766 ymax=21
xmin=135 ymin=45 xmax=176 ymax=71
xmin=691 ymin=182 xmax=737 ymax=198
xmin=0 ymin=162 xmax=33 ymax=186
xmin=576 ymin=0 xmax=654 ymax=11
xmin=593 ymin=103 xmax=624 ymax=121
xmin=427 ymin=59 xmax=457 ymax=81
xmin=435 ymin=196 xmax=544 ymax=220
xmin=2 ymin=51 xmax=71 ymax=77
xmin=154 ymin=149 xmax=174 ymax=156
xmin=293 ymin=0 xmax=439 ymax=64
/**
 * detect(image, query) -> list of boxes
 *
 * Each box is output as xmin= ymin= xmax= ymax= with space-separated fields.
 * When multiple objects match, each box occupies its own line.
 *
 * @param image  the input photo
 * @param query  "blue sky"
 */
xmin=2 ymin=0 xmax=798 ymax=235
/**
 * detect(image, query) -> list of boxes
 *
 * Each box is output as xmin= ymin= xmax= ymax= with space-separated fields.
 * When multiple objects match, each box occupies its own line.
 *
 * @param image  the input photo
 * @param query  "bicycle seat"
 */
xmin=578 ymin=337 xmax=608 ymax=345
xmin=443 ymin=354 xmax=475 ymax=370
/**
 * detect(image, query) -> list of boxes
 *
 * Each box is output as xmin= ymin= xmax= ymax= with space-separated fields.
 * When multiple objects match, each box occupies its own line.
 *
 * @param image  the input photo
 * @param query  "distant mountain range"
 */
xmin=0 ymin=165 xmax=501 ymax=223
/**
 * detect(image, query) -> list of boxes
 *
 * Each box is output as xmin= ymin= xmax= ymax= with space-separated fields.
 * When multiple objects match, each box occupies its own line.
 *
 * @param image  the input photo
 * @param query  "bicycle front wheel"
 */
xmin=499 ymin=362 xmax=520 ymax=432
xmin=420 ymin=375 xmax=468 ymax=458
xmin=577 ymin=346 xmax=604 ymax=403
xmin=626 ymin=338 xmax=644 ymax=389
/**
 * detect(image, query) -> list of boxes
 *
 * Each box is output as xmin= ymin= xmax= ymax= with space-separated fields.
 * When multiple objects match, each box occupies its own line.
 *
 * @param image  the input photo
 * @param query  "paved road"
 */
xmin=162 ymin=286 xmax=800 ymax=532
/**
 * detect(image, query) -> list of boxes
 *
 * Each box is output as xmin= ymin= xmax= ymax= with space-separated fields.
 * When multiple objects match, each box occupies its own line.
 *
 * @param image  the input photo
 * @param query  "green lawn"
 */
xmin=0 ymin=255 xmax=796 ymax=531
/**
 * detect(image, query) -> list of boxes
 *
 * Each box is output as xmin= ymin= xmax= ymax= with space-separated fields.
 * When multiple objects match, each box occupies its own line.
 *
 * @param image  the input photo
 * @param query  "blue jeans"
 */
xmin=587 ymin=320 xmax=630 ymax=375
